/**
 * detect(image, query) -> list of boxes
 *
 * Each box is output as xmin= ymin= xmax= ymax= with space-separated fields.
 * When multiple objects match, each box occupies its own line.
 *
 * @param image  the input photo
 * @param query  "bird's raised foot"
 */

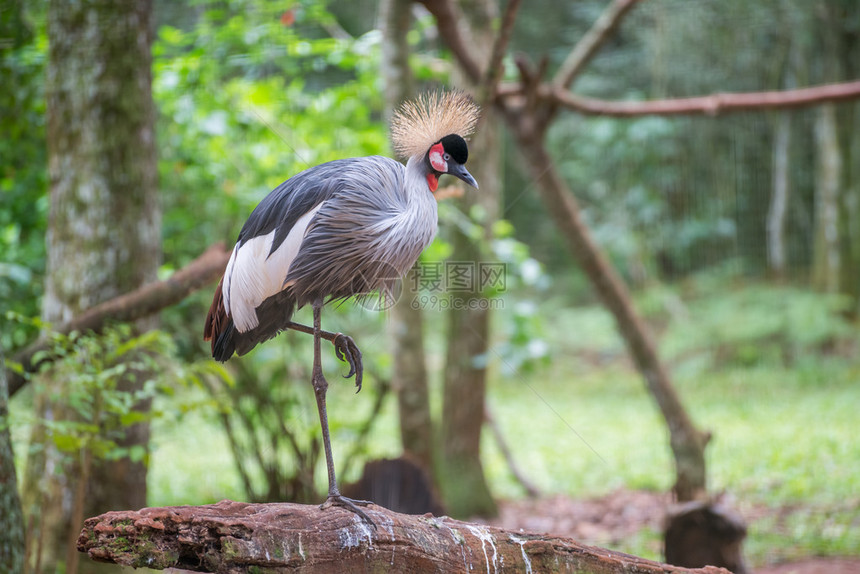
xmin=321 ymin=494 xmax=376 ymax=528
xmin=332 ymin=333 xmax=363 ymax=393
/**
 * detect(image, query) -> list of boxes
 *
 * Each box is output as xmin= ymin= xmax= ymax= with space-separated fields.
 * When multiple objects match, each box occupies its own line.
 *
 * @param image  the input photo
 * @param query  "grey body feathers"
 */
xmin=207 ymin=155 xmax=437 ymax=360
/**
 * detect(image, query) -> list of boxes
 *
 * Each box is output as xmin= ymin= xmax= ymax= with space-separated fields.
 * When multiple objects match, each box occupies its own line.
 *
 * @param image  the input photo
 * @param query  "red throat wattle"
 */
xmin=426 ymin=173 xmax=439 ymax=192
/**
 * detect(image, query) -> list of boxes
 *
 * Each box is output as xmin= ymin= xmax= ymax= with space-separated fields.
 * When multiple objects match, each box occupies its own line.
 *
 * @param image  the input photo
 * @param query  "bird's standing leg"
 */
xmin=310 ymin=299 xmax=375 ymax=527
xmin=286 ymin=320 xmax=363 ymax=392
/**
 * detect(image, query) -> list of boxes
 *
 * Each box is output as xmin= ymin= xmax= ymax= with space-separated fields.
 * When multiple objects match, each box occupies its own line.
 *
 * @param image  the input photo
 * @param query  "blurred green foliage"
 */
xmin=661 ymin=279 xmax=856 ymax=370
xmin=11 ymin=317 xmax=219 ymax=467
xmin=551 ymin=264 xmax=859 ymax=373
xmin=0 ymin=1 xmax=48 ymax=352
xmin=154 ymin=0 xmax=389 ymax=267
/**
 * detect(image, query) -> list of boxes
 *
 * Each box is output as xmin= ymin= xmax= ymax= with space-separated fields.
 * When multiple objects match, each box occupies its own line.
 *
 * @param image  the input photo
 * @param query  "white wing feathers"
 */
xmin=224 ymin=203 xmax=325 ymax=332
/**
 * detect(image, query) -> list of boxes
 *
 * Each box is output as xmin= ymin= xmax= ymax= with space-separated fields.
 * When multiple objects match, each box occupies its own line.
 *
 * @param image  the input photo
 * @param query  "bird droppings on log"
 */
xmin=77 ymin=499 xmax=734 ymax=574
xmin=466 ymin=523 xmax=499 ymax=570
xmin=508 ymin=534 xmax=534 ymax=573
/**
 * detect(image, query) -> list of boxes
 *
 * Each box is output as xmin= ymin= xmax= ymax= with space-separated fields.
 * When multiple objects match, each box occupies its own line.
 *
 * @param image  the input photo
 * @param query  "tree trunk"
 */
xmin=24 ymin=0 xmax=160 ymax=571
xmin=767 ymin=112 xmax=791 ymax=278
xmin=439 ymin=0 xmax=500 ymax=518
xmin=813 ymin=103 xmax=842 ymax=293
xmin=0 ymin=348 xmax=25 ymax=574
xmin=768 ymin=36 xmax=801 ymax=280
xmin=826 ymin=1 xmax=860 ymax=316
xmin=75 ymin=500 xmax=730 ymax=574
xmin=840 ymin=107 xmax=860 ymax=315
xmin=0 ymin=4 xmax=30 ymax=569
xmin=390 ymin=298 xmax=435 ymax=470
xmin=380 ymin=0 xmax=414 ymax=111
xmin=380 ymin=0 xmax=435 ymax=473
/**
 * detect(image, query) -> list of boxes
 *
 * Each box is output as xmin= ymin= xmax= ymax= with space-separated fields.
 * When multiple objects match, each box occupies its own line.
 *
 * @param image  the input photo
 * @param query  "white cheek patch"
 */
xmin=429 ymin=150 xmax=447 ymax=173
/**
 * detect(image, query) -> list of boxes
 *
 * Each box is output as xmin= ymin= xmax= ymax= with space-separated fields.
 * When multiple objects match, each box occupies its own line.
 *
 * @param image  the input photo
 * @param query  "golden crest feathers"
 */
xmin=390 ymin=91 xmax=481 ymax=159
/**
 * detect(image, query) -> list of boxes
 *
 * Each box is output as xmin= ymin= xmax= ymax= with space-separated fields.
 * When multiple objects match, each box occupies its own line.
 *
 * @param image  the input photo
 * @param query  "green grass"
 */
xmin=484 ymin=364 xmax=674 ymax=497
xmin=148 ymin=406 xmax=246 ymax=505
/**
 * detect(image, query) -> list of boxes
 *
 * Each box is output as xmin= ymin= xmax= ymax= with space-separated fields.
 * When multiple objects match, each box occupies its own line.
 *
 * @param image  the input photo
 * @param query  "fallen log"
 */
xmin=77 ymin=500 xmax=731 ymax=573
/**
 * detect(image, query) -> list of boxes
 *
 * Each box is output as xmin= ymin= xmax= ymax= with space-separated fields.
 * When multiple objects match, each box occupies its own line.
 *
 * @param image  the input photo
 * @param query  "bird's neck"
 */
xmin=400 ymin=155 xmax=439 ymax=251
xmin=405 ymin=155 xmax=435 ymax=199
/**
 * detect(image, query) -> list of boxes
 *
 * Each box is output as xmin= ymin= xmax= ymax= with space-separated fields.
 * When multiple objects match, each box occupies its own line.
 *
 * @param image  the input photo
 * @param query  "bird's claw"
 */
xmin=321 ymin=494 xmax=376 ymax=529
xmin=333 ymin=333 xmax=363 ymax=393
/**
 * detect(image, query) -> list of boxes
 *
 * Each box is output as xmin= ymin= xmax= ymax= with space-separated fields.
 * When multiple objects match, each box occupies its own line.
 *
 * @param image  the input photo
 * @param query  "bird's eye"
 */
xmin=443 ymin=153 xmax=451 ymax=161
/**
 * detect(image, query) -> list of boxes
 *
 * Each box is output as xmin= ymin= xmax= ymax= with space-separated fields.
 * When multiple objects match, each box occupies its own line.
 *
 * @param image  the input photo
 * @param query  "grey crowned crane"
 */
xmin=204 ymin=91 xmax=480 ymax=524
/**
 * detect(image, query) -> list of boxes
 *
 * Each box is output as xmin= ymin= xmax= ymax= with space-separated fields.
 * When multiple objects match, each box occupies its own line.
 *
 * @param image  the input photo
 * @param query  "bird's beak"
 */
xmin=448 ymin=163 xmax=479 ymax=190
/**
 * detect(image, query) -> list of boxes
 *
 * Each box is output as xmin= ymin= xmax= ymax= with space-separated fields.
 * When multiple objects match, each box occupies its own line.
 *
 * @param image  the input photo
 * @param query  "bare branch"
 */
xmin=77 ymin=500 xmax=731 ymax=573
xmin=550 ymin=79 xmax=860 ymax=116
xmin=320 ymin=16 xmax=352 ymax=41
xmin=7 ymin=243 xmax=231 ymax=396
xmin=553 ymin=0 xmax=642 ymax=90
xmin=496 ymin=80 xmax=524 ymax=98
xmin=418 ymin=0 xmax=482 ymax=83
